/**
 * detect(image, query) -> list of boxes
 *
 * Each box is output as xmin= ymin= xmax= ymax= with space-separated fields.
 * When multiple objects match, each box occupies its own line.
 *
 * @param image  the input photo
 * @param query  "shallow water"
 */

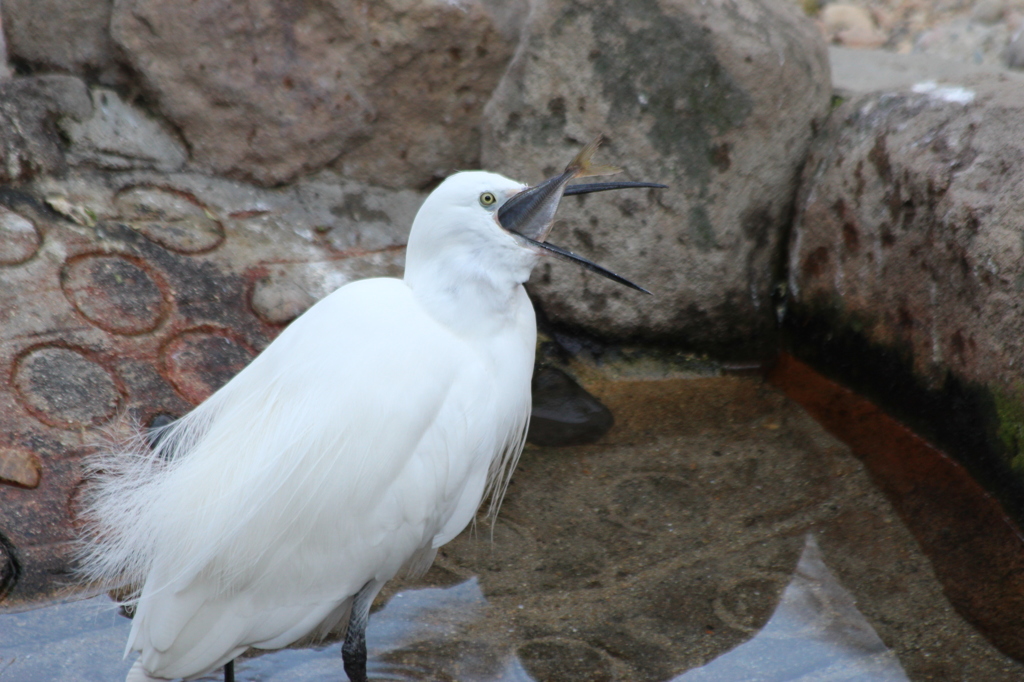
xmin=0 ymin=536 xmax=908 ymax=681
xmin=2 ymin=369 xmax=1023 ymax=681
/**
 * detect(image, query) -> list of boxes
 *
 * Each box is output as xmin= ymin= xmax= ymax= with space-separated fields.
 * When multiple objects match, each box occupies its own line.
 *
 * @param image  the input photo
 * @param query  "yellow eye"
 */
xmin=479 ymin=192 xmax=497 ymax=207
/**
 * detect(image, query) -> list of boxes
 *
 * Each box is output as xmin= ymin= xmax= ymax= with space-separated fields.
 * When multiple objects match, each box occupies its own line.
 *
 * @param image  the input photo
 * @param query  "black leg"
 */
xmin=224 ymin=659 xmax=234 ymax=682
xmin=342 ymin=582 xmax=377 ymax=682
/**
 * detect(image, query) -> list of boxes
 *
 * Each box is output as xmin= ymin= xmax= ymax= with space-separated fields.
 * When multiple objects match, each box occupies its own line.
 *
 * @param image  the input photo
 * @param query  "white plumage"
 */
xmin=78 ymin=140 xmax=655 ymax=681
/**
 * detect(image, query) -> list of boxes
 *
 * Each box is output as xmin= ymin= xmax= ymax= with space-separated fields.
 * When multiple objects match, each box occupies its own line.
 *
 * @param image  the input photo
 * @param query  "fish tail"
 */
xmin=565 ymin=136 xmax=621 ymax=179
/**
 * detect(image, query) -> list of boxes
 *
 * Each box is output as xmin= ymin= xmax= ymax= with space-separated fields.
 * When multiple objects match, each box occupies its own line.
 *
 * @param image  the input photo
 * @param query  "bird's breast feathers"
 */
xmin=119 ymin=276 xmax=534 ymax=669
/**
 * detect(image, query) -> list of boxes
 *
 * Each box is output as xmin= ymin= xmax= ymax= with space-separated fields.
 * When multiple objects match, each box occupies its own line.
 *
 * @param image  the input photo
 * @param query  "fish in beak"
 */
xmin=497 ymin=137 xmax=664 ymax=294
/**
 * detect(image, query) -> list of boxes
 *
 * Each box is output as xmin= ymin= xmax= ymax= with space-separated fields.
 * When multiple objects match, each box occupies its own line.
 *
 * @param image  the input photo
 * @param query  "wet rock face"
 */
xmin=111 ymin=0 xmax=516 ymax=188
xmin=0 ymin=169 xmax=415 ymax=601
xmin=482 ymin=0 xmax=831 ymax=353
xmin=786 ymin=77 xmax=1024 ymax=514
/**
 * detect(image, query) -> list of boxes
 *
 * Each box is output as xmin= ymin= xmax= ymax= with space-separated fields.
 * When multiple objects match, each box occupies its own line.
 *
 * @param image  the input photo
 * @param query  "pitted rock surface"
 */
xmin=162 ymin=328 xmax=258 ymax=405
xmin=0 ymin=169 xmax=416 ymax=601
xmin=13 ymin=347 xmax=123 ymax=429
xmin=61 ymin=253 xmax=170 ymax=335
xmin=785 ymin=75 xmax=1024 ymax=504
xmin=482 ymin=0 xmax=831 ymax=352
xmin=790 ymin=77 xmax=1024 ymax=388
xmin=111 ymin=0 xmax=516 ymax=187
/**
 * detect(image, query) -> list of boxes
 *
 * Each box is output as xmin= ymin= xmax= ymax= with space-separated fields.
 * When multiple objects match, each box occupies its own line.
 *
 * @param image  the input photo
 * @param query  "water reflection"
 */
xmin=0 ymin=579 xmax=502 ymax=682
xmin=0 ymin=595 xmax=133 ymax=681
xmin=0 ymin=535 xmax=908 ymax=681
xmin=674 ymin=535 xmax=909 ymax=682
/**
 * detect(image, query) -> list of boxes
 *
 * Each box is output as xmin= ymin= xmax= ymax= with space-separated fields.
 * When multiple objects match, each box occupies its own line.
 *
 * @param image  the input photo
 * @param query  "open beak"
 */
xmin=497 ymin=137 xmax=664 ymax=295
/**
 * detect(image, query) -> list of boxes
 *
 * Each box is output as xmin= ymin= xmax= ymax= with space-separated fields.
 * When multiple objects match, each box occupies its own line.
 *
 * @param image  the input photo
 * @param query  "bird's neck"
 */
xmin=404 ymin=249 xmax=536 ymax=338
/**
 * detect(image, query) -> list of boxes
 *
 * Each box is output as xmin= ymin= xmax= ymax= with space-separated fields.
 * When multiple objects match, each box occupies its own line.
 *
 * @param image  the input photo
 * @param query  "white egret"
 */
xmin=77 ymin=138 xmax=662 ymax=682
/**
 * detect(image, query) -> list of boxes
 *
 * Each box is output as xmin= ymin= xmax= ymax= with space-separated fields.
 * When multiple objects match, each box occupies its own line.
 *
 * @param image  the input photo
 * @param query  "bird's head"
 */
xmin=404 ymin=171 xmax=537 ymax=293
xmin=405 ymin=137 xmax=663 ymax=297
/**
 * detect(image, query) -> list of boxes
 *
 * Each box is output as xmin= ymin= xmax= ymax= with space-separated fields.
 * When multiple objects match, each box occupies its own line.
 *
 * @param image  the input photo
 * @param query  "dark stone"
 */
xmin=527 ymin=366 xmax=613 ymax=446
xmin=0 ymin=531 xmax=20 ymax=600
xmin=146 ymin=413 xmax=178 ymax=451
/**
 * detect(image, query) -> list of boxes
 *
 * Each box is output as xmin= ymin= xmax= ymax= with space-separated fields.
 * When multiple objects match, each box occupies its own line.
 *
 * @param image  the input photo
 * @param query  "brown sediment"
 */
xmin=767 ymin=352 xmax=1024 ymax=663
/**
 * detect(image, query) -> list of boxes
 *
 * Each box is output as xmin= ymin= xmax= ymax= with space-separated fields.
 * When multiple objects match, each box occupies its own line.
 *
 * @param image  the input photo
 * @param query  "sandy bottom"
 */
xmin=2 ymin=371 xmax=1022 ymax=681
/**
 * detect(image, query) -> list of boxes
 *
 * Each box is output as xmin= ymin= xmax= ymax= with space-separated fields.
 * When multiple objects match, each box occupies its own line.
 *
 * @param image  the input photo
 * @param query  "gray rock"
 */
xmin=0 ymin=75 xmax=92 ymax=184
xmin=478 ymin=0 xmax=530 ymax=41
xmin=59 ymin=88 xmax=188 ymax=172
xmin=298 ymin=176 xmax=421 ymax=253
xmin=786 ymin=74 xmax=1024 ymax=505
xmin=913 ymin=15 xmax=1016 ymax=68
xmin=0 ymin=10 xmax=13 ymax=80
xmin=1006 ymin=28 xmax=1024 ymax=70
xmin=828 ymin=46 xmax=1022 ymax=95
xmin=528 ymin=366 xmax=613 ymax=446
xmin=249 ymin=251 xmax=409 ymax=325
xmin=483 ymin=0 xmax=831 ymax=355
xmin=971 ymin=0 xmax=1007 ymax=26
xmin=0 ymin=206 xmax=41 ymax=266
xmin=250 ymin=274 xmax=317 ymax=326
xmin=1 ymin=0 xmax=121 ymax=82
xmin=111 ymin=0 xmax=516 ymax=188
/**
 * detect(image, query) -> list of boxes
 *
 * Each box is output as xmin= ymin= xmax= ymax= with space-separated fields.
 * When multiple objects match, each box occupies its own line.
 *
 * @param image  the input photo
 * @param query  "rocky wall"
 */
xmin=484 ymin=0 xmax=831 ymax=352
xmin=785 ymin=74 xmax=1024 ymax=522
